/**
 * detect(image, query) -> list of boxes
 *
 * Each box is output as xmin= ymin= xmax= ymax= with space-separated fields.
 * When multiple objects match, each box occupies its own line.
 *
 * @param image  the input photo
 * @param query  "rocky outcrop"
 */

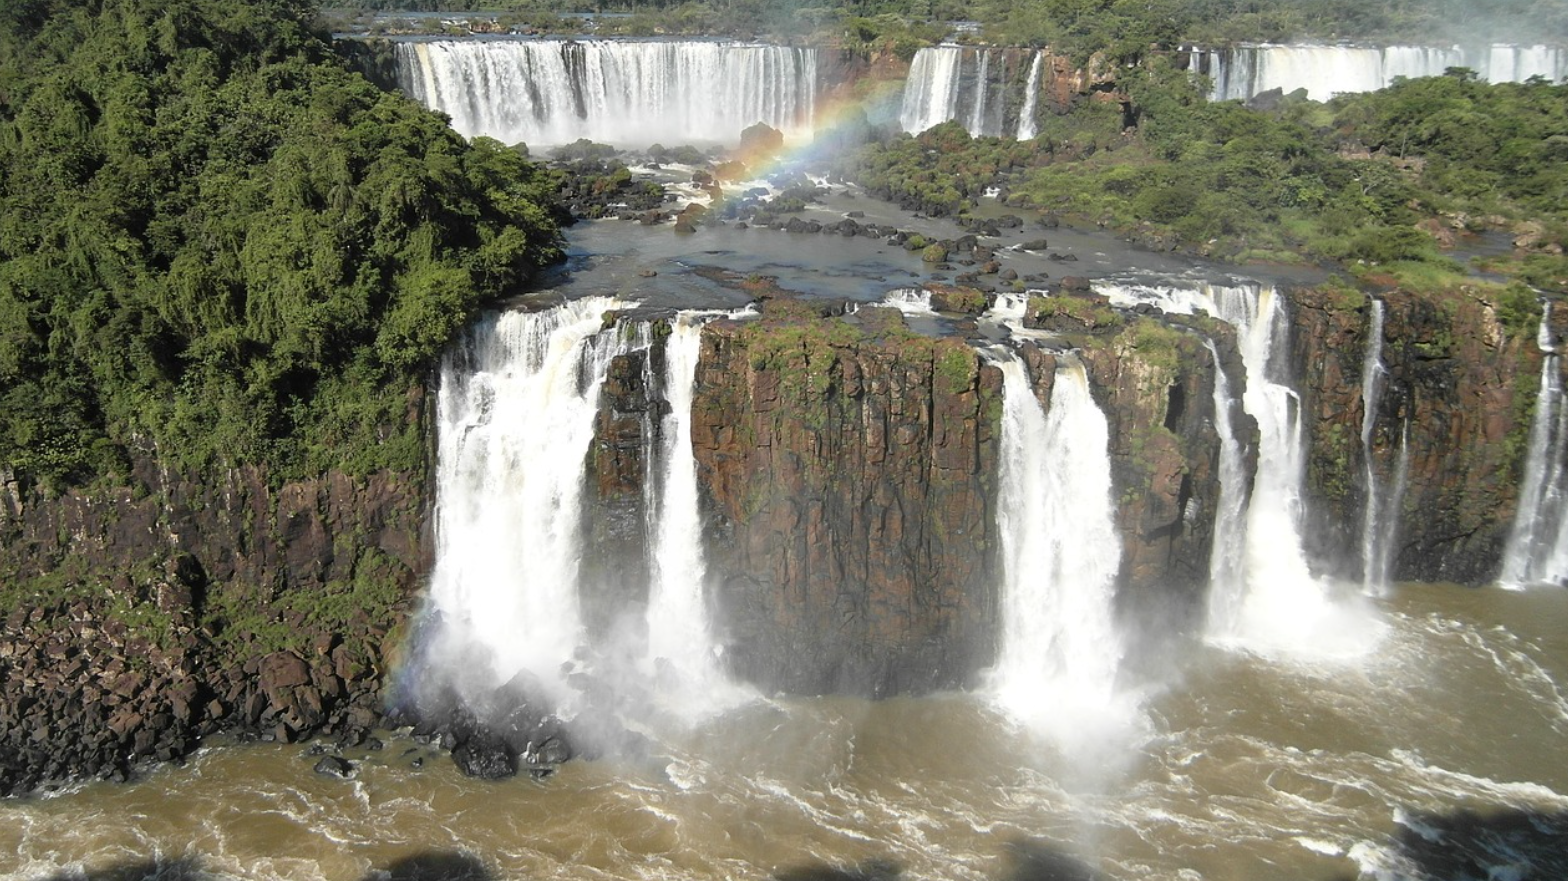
xmin=1289 ymin=285 xmax=1548 ymax=584
xmin=682 ymin=295 xmax=1243 ymax=694
xmin=0 ymin=448 xmax=430 ymax=794
xmin=690 ymin=304 xmax=1004 ymax=696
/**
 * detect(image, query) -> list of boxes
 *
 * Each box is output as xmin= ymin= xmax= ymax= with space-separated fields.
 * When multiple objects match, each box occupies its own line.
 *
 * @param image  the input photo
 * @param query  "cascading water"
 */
xmin=645 ymin=311 xmax=751 ymax=711
xmin=1095 ymin=279 xmax=1382 ymax=657
xmin=1499 ymin=303 xmax=1568 ymax=587
xmin=1203 ymin=340 xmax=1250 ymax=636
xmin=1016 ymin=50 xmax=1043 ymax=140
xmin=396 ymin=39 xmax=818 ymax=146
xmin=899 ymin=46 xmax=963 ymax=135
xmin=986 ymin=348 xmax=1135 ymax=745
xmin=899 ymin=46 xmax=1016 ymax=137
xmin=1359 ymin=298 xmax=1393 ymax=596
xmin=423 ymin=297 xmax=644 ymax=704
xmin=1191 ymin=43 xmax=1568 ymax=102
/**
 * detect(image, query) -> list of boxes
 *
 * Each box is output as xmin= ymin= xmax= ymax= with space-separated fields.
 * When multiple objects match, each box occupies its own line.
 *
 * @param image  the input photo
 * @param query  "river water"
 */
xmin=4 ymin=582 xmax=1565 ymax=881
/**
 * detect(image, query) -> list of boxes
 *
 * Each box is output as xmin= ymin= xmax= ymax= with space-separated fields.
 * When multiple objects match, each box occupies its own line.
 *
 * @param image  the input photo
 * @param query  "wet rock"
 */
xmin=313 ymin=755 xmax=355 ymax=779
xmin=452 ymin=731 xmax=516 ymax=780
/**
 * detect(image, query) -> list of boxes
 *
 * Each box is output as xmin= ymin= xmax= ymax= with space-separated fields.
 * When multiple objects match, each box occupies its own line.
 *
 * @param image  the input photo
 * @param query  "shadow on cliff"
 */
xmin=1323 ymin=806 xmax=1568 ymax=881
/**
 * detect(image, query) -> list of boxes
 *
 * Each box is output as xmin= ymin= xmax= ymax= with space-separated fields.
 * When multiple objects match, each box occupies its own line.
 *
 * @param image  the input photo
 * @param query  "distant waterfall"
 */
xmin=1358 ymin=298 xmax=1395 ymax=596
xmin=1096 ymin=279 xmax=1381 ymax=658
xmin=1500 ymin=304 xmax=1568 ymax=587
xmin=396 ymin=39 xmax=818 ymax=146
xmin=1016 ymin=51 xmax=1043 ymax=140
xmin=899 ymin=46 xmax=1017 ymax=137
xmin=425 ymin=297 xmax=645 ymax=701
xmin=1204 ymin=340 xmax=1249 ymax=635
xmin=986 ymin=349 xmax=1134 ymax=742
xmin=1190 ymin=43 xmax=1568 ymax=102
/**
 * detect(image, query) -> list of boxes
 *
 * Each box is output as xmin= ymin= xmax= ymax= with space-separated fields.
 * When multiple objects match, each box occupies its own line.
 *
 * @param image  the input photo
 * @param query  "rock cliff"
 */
xmin=0 ymin=426 xmax=431 ymax=794
xmin=1289 ymin=285 xmax=1549 ymax=583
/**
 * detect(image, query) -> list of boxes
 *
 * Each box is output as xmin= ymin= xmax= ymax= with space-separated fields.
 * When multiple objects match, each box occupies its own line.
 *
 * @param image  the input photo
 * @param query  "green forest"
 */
xmin=837 ymin=65 xmax=1568 ymax=296
xmin=0 ymin=0 xmax=563 ymax=488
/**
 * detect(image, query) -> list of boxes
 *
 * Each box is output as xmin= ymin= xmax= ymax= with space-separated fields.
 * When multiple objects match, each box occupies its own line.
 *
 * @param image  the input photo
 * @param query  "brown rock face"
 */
xmin=1289 ymin=285 xmax=1546 ymax=584
xmin=690 ymin=307 xmax=1004 ymax=696
xmin=0 ymin=423 xmax=431 ymax=793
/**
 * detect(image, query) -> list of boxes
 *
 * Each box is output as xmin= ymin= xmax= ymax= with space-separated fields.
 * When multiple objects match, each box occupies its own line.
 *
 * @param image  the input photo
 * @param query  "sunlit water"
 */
xmin=6 ymin=584 xmax=1564 ymax=881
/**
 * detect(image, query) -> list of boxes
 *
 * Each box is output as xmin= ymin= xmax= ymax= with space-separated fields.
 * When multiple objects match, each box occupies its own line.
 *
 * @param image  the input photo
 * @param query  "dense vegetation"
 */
xmin=833 ymin=62 xmax=1568 ymax=292
xmin=0 ymin=0 xmax=563 ymax=489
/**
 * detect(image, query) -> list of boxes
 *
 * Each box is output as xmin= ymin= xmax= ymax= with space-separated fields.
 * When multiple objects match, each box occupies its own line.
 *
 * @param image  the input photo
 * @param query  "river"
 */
xmin=4 ymin=582 xmax=1565 ymax=881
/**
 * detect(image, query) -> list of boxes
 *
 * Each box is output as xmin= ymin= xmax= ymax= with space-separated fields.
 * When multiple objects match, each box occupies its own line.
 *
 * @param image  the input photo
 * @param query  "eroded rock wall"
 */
xmin=0 ymin=440 xmax=430 ymax=794
xmin=1290 ymin=286 xmax=1550 ymax=584
xmin=689 ymin=307 xmax=1003 ymax=696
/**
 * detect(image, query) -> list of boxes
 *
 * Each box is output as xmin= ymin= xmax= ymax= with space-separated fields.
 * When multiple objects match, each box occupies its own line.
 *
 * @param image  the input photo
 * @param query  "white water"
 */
xmin=1016 ymin=51 xmax=1043 ymax=140
xmin=424 ymin=297 xmax=643 ymax=703
xmin=1204 ymin=340 xmax=1250 ymax=636
xmin=1500 ymin=304 xmax=1568 ymax=587
xmin=986 ymin=349 xmax=1136 ymax=747
xmin=880 ymin=288 xmax=936 ymax=315
xmin=1095 ymin=280 xmax=1382 ymax=659
xmin=397 ymin=39 xmax=818 ymax=146
xmin=646 ymin=311 xmax=750 ymax=713
xmin=899 ymin=46 xmax=1015 ymax=137
xmin=1359 ymin=298 xmax=1392 ymax=596
xmin=899 ymin=46 xmax=963 ymax=135
xmin=1192 ymin=43 xmax=1568 ymax=102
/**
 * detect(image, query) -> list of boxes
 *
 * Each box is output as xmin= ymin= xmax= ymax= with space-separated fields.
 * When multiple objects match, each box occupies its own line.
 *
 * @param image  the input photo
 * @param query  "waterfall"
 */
xmin=881 ymin=288 xmax=936 ymax=315
xmin=1203 ymin=340 xmax=1249 ymax=636
xmin=967 ymin=50 xmax=992 ymax=137
xmin=986 ymin=348 xmax=1135 ymax=743
xmin=1375 ymin=424 xmax=1411 ymax=589
xmin=645 ymin=311 xmax=748 ymax=710
xmin=899 ymin=46 xmax=963 ymax=135
xmin=899 ymin=46 xmax=1017 ymax=137
xmin=1359 ymin=298 xmax=1391 ymax=595
xmin=1197 ymin=43 xmax=1568 ymax=102
xmin=1016 ymin=51 xmax=1043 ymax=140
xmin=396 ymin=39 xmax=818 ymax=146
xmin=1096 ymin=279 xmax=1382 ymax=658
xmin=424 ymin=297 xmax=644 ymax=702
xmin=1500 ymin=304 xmax=1568 ymax=587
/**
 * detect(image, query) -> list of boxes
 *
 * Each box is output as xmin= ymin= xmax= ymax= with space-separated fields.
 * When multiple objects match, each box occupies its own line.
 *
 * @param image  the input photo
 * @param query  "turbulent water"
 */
xmin=6 ymin=584 xmax=1564 ymax=881
xmin=1191 ymin=43 xmax=1568 ymax=102
xmin=396 ymin=39 xmax=818 ymax=146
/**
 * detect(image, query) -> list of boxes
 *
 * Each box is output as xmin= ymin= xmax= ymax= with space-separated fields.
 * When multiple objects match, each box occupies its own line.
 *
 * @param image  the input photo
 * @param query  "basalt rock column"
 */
xmin=689 ymin=304 xmax=1003 ymax=696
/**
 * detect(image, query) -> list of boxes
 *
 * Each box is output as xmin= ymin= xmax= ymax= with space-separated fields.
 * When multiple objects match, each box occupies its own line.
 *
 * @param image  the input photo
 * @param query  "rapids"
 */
xmin=4 ymin=584 xmax=1564 ymax=881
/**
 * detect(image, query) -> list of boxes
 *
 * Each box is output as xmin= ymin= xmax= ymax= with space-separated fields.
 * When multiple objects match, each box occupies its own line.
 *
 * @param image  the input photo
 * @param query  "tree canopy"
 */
xmin=0 ymin=0 xmax=563 ymax=487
